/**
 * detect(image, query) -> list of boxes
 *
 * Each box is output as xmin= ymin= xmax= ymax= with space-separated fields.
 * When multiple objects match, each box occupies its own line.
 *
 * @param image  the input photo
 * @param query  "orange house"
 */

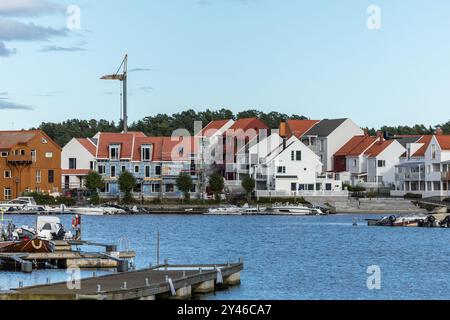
xmin=0 ymin=130 xmax=62 ymax=201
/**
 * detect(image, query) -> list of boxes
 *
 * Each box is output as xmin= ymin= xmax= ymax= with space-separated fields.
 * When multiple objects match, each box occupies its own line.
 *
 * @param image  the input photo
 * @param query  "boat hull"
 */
xmin=0 ymin=239 xmax=54 ymax=253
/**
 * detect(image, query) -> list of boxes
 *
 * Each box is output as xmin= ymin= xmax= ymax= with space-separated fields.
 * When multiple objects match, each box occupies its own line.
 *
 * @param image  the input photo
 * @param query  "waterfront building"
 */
xmin=95 ymin=132 xmax=199 ymax=200
xmin=251 ymin=135 xmax=344 ymax=198
xmin=298 ymin=118 xmax=364 ymax=172
xmin=0 ymin=130 xmax=61 ymax=201
xmin=61 ymin=138 xmax=97 ymax=194
xmin=392 ymin=130 xmax=450 ymax=199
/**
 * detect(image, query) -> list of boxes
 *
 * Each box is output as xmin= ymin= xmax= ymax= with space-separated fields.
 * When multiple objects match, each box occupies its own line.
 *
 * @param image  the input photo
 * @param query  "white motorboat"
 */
xmin=35 ymin=216 xmax=73 ymax=240
xmin=69 ymin=206 xmax=126 ymax=216
xmin=268 ymin=203 xmax=323 ymax=216
xmin=240 ymin=204 xmax=267 ymax=215
xmin=0 ymin=197 xmax=47 ymax=213
xmin=206 ymin=205 xmax=241 ymax=215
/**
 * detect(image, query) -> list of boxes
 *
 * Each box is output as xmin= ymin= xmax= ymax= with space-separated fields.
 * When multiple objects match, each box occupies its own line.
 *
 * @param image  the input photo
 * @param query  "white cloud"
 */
xmin=0 ymin=0 xmax=63 ymax=17
xmin=0 ymin=18 xmax=68 ymax=41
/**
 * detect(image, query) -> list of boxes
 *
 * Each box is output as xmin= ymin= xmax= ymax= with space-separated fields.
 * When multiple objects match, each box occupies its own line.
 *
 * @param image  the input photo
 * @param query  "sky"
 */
xmin=1 ymin=0 xmax=450 ymax=130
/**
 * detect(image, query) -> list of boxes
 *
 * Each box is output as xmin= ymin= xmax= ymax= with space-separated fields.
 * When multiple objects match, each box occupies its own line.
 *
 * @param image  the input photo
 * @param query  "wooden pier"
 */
xmin=0 ymin=260 xmax=244 ymax=300
xmin=0 ymin=240 xmax=135 ymax=273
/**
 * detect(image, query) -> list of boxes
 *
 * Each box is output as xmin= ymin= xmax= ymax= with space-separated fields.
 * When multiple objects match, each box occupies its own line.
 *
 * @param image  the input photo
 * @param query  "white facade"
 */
xmin=254 ymin=136 xmax=343 ymax=196
xmin=392 ymin=135 xmax=450 ymax=198
xmin=61 ymin=138 xmax=96 ymax=189
xmin=366 ymin=140 xmax=406 ymax=186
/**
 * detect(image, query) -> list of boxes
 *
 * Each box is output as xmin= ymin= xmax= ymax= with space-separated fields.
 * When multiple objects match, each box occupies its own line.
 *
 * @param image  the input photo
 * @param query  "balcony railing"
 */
xmin=442 ymin=172 xmax=450 ymax=181
xmin=7 ymin=155 xmax=33 ymax=165
xmin=396 ymin=172 xmax=425 ymax=181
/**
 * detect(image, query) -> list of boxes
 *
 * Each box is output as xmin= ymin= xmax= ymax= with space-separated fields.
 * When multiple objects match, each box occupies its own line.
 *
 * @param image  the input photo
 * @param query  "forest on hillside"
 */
xmin=33 ymin=108 xmax=450 ymax=147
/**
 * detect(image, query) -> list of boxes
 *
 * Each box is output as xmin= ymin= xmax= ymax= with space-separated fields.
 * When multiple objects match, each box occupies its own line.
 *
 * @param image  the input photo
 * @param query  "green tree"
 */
xmin=241 ymin=176 xmax=256 ymax=203
xmin=118 ymin=171 xmax=137 ymax=204
xmin=209 ymin=172 xmax=225 ymax=201
xmin=176 ymin=172 xmax=193 ymax=201
xmin=85 ymin=171 xmax=104 ymax=205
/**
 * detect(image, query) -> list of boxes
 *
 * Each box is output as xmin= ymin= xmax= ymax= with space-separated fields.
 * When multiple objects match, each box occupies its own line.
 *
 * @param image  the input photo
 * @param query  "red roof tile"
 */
xmin=365 ymin=140 xmax=395 ymax=157
xmin=132 ymin=137 xmax=164 ymax=162
xmin=62 ymin=169 xmax=90 ymax=175
xmin=76 ymin=138 xmax=97 ymax=156
xmin=436 ymin=135 xmax=450 ymax=150
xmin=200 ymin=120 xmax=232 ymax=137
xmin=162 ymin=137 xmax=198 ymax=161
xmin=96 ymin=132 xmax=144 ymax=159
xmin=286 ymin=120 xmax=320 ymax=139
xmin=0 ymin=130 xmax=38 ymax=149
xmin=335 ymin=136 xmax=378 ymax=157
xmin=412 ymin=135 xmax=433 ymax=157
xmin=228 ymin=118 xmax=270 ymax=133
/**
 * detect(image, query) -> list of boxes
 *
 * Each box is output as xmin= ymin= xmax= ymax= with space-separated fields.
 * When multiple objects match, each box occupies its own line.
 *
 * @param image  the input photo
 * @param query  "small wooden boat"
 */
xmin=0 ymin=239 xmax=54 ymax=253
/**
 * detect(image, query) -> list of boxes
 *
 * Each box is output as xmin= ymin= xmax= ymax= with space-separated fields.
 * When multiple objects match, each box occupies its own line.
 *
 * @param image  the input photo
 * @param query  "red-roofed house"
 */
xmin=285 ymin=120 xmax=320 ymax=139
xmin=61 ymin=137 xmax=98 ymax=194
xmin=64 ymin=132 xmax=201 ymax=199
xmin=0 ymin=130 xmax=61 ymax=200
xmin=393 ymin=130 xmax=450 ymax=199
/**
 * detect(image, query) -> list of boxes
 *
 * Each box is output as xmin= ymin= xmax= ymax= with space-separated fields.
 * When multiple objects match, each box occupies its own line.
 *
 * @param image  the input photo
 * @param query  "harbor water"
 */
xmin=2 ymin=213 xmax=450 ymax=300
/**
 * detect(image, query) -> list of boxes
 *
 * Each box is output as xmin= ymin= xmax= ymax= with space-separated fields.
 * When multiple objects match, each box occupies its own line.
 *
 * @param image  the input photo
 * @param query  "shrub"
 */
xmin=118 ymin=171 xmax=137 ymax=204
xmin=443 ymin=198 xmax=450 ymax=203
xmin=176 ymin=172 xmax=193 ymax=201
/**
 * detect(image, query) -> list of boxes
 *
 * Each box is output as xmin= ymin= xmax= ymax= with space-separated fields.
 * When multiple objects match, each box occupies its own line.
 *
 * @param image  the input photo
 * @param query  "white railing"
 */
xmin=256 ymin=190 xmax=349 ymax=198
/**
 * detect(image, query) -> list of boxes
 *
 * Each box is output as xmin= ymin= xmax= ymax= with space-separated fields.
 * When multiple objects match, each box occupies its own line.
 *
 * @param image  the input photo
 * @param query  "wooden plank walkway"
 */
xmin=0 ymin=261 xmax=244 ymax=300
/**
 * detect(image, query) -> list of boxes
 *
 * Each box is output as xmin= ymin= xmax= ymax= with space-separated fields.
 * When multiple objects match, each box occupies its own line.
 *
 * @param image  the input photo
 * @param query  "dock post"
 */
xmin=117 ymin=260 xmax=129 ymax=273
xmin=223 ymin=272 xmax=241 ymax=286
xmin=21 ymin=261 xmax=33 ymax=274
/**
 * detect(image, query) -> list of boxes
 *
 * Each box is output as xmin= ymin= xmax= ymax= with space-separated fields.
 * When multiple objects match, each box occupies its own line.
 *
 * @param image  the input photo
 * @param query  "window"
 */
xmin=151 ymin=184 xmax=161 ymax=193
xmin=4 ymin=170 xmax=11 ymax=179
xmin=134 ymin=165 xmax=140 ymax=174
xmin=98 ymin=165 xmax=105 ymax=175
xmin=45 ymin=152 xmax=53 ymax=158
xmin=141 ymin=145 xmax=152 ymax=162
xmin=69 ymin=158 xmax=77 ymax=170
xmin=121 ymin=166 xmax=126 ymax=173
xmin=352 ymin=159 xmax=357 ymax=167
xmin=145 ymin=166 xmax=151 ymax=178
xmin=31 ymin=150 xmax=36 ymax=162
xmin=291 ymin=183 xmax=297 ymax=191
xmin=20 ymin=150 xmax=26 ymax=156
xmin=110 ymin=145 xmax=120 ymax=161
xmin=42 ymin=138 xmax=48 ymax=144
xmin=48 ymin=170 xmax=54 ymax=183
xmin=14 ymin=150 xmax=19 ymax=156
xmin=36 ymin=170 xmax=41 ymax=183
xmin=4 ymin=188 xmax=12 ymax=201
xmin=111 ymin=166 xmax=117 ymax=178
xmin=319 ymin=140 xmax=324 ymax=152
xmin=291 ymin=151 xmax=301 ymax=161
xmin=377 ymin=160 xmax=386 ymax=168
xmin=0 ymin=151 xmax=9 ymax=157
xmin=165 ymin=184 xmax=175 ymax=193
xmin=155 ymin=166 xmax=161 ymax=176
xmin=90 ymin=161 xmax=96 ymax=171
xmin=277 ymin=166 xmax=286 ymax=174
xmin=431 ymin=144 xmax=436 ymax=160
xmin=100 ymin=183 xmax=110 ymax=193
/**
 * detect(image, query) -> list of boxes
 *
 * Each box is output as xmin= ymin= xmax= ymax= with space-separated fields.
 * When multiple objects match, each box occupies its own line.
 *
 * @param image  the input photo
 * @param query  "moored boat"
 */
xmin=267 ymin=203 xmax=323 ymax=216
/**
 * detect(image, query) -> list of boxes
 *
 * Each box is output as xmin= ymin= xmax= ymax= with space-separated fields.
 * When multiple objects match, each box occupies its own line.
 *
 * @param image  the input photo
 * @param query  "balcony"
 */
xmin=396 ymin=172 xmax=425 ymax=181
xmin=442 ymin=172 xmax=450 ymax=181
xmin=7 ymin=155 xmax=33 ymax=165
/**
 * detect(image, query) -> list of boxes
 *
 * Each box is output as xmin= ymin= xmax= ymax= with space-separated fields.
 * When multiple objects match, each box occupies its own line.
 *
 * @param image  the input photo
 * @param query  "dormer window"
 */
xmin=110 ymin=144 xmax=120 ymax=161
xmin=141 ymin=145 xmax=152 ymax=162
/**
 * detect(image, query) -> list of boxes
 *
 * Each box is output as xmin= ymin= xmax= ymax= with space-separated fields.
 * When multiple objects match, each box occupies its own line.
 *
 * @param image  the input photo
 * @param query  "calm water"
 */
xmin=2 ymin=213 xmax=450 ymax=300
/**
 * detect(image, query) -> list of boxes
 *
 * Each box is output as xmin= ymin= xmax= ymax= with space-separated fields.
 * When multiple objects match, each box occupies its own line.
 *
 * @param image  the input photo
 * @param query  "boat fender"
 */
xmin=31 ymin=240 xmax=43 ymax=250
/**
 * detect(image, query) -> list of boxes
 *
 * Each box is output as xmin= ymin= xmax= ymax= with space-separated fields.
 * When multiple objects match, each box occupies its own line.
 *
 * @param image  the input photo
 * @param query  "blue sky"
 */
xmin=1 ymin=0 xmax=450 ymax=130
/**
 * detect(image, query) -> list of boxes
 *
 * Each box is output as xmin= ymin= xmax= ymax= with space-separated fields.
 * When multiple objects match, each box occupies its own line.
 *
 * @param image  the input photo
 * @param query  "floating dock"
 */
xmin=0 ymin=260 xmax=244 ymax=300
xmin=0 ymin=240 xmax=135 ymax=273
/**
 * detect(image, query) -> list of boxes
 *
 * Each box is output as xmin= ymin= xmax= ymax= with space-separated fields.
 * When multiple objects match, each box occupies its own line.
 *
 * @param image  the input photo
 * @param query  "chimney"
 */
xmin=436 ymin=127 xmax=443 ymax=136
xmin=279 ymin=120 xmax=287 ymax=138
xmin=376 ymin=130 xmax=384 ymax=142
xmin=364 ymin=128 xmax=370 ymax=136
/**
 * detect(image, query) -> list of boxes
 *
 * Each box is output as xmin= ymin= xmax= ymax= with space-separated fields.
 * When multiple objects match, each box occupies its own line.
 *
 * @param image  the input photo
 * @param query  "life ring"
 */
xmin=31 ymin=240 xmax=43 ymax=250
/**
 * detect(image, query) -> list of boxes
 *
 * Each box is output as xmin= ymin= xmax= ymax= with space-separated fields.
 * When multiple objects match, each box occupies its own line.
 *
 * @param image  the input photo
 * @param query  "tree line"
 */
xmin=34 ymin=108 xmax=450 ymax=147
